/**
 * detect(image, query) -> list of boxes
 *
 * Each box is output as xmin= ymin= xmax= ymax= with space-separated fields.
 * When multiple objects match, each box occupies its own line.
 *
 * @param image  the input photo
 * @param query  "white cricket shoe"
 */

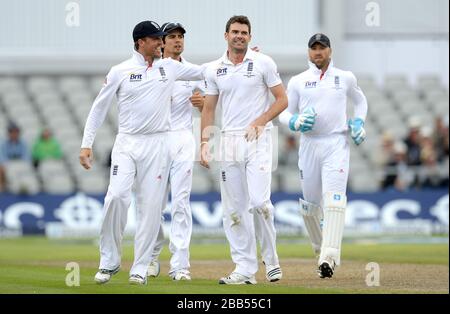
xmin=129 ymin=274 xmax=147 ymax=285
xmin=266 ymin=265 xmax=282 ymax=282
xmin=147 ymin=260 xmax=160 ymax=278
xmin=219 ymin=272 xmax=257 ymax=285
xmin=94 ymin=266 xmax=120 ymax=284
xmin=171 ymin=269 xmax=191 ymax=281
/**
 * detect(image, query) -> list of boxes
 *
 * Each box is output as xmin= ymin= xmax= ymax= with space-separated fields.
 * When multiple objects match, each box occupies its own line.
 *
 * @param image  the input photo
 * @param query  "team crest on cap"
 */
xmin=316 ymin=34 xmax=322 ymax=41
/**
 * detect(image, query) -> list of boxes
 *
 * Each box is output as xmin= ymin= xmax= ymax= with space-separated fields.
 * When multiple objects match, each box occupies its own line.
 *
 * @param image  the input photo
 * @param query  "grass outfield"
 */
xmin=0 ymin=237 xmax=448 ymax=294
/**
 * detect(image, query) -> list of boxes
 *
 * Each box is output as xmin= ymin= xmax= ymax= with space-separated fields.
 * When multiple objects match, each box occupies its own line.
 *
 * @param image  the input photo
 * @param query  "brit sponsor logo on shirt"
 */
xmin=217 ymin=67 xmax=228 ymax=77
xmin=129 ymin=74 xmax=142 ymax=82
xmin=305 ymin=81 xmax=317 ymax=88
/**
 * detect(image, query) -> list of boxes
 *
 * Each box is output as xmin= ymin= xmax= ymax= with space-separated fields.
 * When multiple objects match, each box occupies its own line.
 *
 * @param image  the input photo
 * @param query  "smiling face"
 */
xmin=138 ymin=36 xmax=163 ymax=59
xmin=225 ymin=22 xmax=251 ymax=53
xmin=308 ymin=43 xmax=332 ymax=69
xmin=163 ymin=29 xmax=185 ymax=58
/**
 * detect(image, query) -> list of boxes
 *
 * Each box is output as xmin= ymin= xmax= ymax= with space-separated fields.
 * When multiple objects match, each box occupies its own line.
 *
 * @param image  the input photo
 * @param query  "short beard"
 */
xmin=313 ymin=59 xmax=329 ymax=70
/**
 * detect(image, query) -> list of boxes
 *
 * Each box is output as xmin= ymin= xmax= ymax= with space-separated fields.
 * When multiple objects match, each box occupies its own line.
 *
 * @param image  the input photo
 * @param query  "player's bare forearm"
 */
xmin=200 ymin=95 xmax=218 ymax=141
xmin=254 ymin=84 xmax=288 ymax=125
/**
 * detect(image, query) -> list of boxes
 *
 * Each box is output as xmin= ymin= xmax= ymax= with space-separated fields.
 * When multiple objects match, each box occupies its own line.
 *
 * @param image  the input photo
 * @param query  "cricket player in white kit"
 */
xmin=79 ymin=21 xmax=205 ymax=285
xmin=201 ymin=16 xmax=288 ymax=285
xmin=280 ymin=33 xmax=368 ymax=278
xmin=147 ymin=22 xmax=205 ymax=281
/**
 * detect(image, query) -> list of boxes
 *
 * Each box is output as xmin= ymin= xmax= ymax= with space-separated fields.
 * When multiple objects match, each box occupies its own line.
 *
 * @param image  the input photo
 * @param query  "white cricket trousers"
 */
xmin=151 ymin=130 xmax=194 ymax=274
xmin=220 ymin=129 xmax=279 ymax=278
xmin=299 ymin=134 xmax=349 ymax=265
xmin=98 ymin=132 xmax=170 ymax=278
xmin=299 ymin=134 xmax=349 ymax=205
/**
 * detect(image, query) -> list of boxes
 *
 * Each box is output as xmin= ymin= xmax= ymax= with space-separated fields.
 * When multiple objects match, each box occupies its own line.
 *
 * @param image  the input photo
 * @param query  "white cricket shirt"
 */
xmin=204 ymin=49 xmax=282 ymax=131
xmin=169 ymin=57 xmax=206 ymax=131
xmin=285 ymin=60 xmax=368 ymax=137
xmin=81 ymin=50 xmax=206 ymax=148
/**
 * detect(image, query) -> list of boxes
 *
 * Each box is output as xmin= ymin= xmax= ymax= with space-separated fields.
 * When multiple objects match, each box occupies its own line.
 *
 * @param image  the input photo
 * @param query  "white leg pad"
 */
xmin=299 ymin=198 xmax=323 ymax=256
xmin=319 ymin=192 xmax=347 ymax=267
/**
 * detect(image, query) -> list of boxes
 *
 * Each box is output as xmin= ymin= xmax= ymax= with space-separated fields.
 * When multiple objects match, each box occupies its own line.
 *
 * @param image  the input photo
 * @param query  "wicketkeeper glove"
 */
xmin=348 ymin=118 xmax=366 ymax=145
xmin=289 ymin=107 xmax=316 ymax=133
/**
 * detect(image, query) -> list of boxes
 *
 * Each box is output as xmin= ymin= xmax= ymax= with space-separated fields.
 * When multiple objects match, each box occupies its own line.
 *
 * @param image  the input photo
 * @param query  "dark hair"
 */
xmin=225 ymin=15 xmax=251 ymax=34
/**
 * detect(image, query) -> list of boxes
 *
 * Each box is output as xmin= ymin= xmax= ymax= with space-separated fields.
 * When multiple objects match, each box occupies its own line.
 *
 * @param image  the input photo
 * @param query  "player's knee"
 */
xmin=323 ymin=192 xmax=347 ymax=210
xmin=249 ymin=202 xmax=273 ymax=219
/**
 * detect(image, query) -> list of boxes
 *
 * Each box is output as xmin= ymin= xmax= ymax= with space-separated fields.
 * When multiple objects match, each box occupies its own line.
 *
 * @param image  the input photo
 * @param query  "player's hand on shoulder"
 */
xmin=348 ymin=118 xmax=366 ymax=145
xmin=289 ymin=107 xmax=316 ymax=133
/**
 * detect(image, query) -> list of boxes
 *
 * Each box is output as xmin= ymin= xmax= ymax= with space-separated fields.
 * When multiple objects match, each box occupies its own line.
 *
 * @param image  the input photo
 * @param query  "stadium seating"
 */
xmin=0 ymin=74 xmax=448 ymax=194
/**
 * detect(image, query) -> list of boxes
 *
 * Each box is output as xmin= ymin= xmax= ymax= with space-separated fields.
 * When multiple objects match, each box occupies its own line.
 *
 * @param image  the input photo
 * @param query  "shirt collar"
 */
xmin=220 ymin=48 xmax=256 ymax=65
xmin=308 ymin=59 xmax=334 ymax=75
xmin=132 ymin=50 xmax=161 ymax=67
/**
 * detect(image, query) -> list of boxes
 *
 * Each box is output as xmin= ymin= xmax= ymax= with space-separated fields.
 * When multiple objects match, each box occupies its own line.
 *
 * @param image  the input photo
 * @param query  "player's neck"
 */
xmin=319 ymin=60 xmax=331 ymax=73
xmin=227 ymin=49 xmax=247 ymax=65
xmin=136 ymin=49 xmax=156 ymax=65
xmin=164 ymin=52 xmax=182 ymax=62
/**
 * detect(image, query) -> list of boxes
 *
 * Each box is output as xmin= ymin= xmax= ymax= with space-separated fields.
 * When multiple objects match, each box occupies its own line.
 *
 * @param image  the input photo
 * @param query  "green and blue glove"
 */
xmin=348 ymin=118 xmax=366 ymax=145
xmin=289 ymin=107 xmax=316 ymax=133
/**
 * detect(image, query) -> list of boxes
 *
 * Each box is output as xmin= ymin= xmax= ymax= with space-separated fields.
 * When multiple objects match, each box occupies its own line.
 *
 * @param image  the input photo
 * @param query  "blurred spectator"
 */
xmin=381 ymin=141 xmax=415 ymax=191
xmin=0 ymin=123 xmax=30 ymax=191
xmin=417 ymin=127 xmax=448 ymax=188
xmin=279 ymin=135 xmax=298 ymax=167
xmin=403 ymin=116 xmax=422 ymax=166
xmin=375 ymin=131 xmax=395 ymax=167
xmin=31 ymin=128 xmax=63 ymax=167
xmin=433 ymin=116 xmax=449 ymax=162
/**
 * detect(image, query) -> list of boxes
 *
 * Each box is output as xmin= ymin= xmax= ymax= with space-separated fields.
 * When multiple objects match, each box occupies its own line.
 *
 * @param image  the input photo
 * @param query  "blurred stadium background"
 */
xmin=0 ymin=0 xmax=448 ymax=240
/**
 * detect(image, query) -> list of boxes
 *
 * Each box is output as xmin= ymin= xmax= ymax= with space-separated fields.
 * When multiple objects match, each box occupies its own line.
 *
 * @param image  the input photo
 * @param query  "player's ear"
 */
xmin=224 ymin=32 xmax=229 ymax=41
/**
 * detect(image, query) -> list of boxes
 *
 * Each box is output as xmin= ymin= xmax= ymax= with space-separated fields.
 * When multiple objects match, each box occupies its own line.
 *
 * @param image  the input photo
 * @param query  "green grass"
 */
xmin=0 ymin=237 xmax=447 ymax=294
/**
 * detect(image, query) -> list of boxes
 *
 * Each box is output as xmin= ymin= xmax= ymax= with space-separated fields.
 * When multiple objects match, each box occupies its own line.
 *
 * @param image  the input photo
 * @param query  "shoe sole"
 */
xmin=218 ymin=279 xmax=256 ymax=285
xmin=129 ymin=279 xmax=147 ymax=285
xmin=94 ymin=278 xmax=110 ymax=284
xmin=319 ymin=263 xmax=334 ymax=278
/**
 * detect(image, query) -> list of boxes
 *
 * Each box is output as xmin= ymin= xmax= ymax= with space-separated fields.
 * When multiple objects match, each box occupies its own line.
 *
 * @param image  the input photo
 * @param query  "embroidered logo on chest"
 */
xmin=244 ymin=62 xmax=255 ymax=78
xmin=159 ymin=67 xmax=168 ymax=83
xmin=129 ymin=74 xmax=142 ymax=82
xmin=305 ymin=81 xmax=317 ymax=88
xmin=217 ymin=67 xmax=228 ymax=77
